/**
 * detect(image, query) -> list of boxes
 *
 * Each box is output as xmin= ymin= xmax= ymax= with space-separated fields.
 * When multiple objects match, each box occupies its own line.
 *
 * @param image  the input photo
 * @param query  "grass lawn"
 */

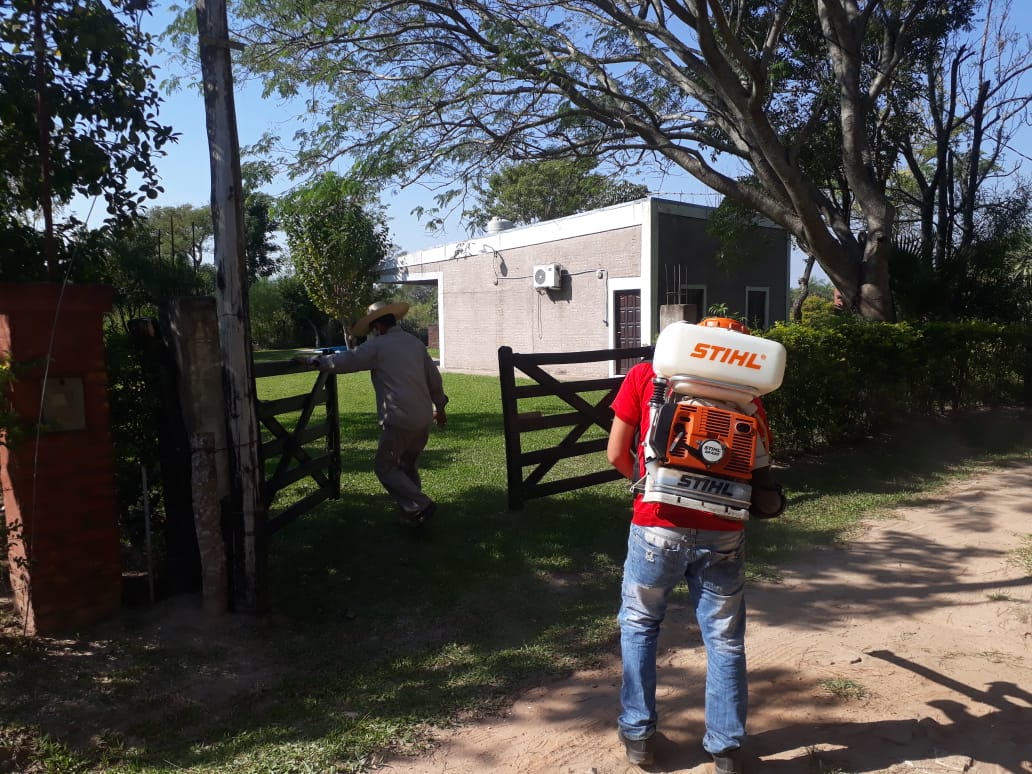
xmin=2 ymin=354 xmax=1031 ymax=773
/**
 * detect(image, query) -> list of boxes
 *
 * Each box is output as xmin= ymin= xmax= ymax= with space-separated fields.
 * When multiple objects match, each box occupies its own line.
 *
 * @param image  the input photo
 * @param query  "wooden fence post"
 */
xmin=197 ymin=0 xmax=266 ymax=613
xmin=497 ymin=346 xmax=524 ymax=511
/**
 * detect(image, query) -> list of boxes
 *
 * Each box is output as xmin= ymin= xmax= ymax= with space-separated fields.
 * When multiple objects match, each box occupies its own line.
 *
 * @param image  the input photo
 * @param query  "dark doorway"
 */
xmin=615 ymin=289 xmax=642 ymax=374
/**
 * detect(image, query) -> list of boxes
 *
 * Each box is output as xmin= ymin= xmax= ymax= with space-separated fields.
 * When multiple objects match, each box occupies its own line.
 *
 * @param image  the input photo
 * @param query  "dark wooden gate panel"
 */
xmin=498 ymin=344 xmax=653 ymax=510
xmin=615 ymin=290 xmax=642 ymax=374
xmin=253 ymin=361 xmax=341 ymax=535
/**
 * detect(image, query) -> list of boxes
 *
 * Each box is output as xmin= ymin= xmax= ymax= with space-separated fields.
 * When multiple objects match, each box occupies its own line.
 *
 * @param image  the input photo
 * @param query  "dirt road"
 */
xmin=381 ymin=462 xmax=1032 ymax=774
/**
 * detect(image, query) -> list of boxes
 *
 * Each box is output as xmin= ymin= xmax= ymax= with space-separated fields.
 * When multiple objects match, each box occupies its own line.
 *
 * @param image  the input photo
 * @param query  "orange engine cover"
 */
xmin=650 ymin=402 xmax=758 ymax=481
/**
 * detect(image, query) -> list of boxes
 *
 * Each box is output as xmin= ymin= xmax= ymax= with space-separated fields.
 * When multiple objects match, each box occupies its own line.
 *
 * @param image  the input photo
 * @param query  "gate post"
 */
xmin=497 ymin=346 xmax=524 ymax=511
xmin=165 ymin=298 xmax=236 ymax=603
xmin=0 ymin=283 xmax=121 ymax=635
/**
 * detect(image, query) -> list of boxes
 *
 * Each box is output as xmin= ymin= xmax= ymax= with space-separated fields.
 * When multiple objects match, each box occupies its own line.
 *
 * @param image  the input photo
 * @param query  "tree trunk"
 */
xmin=858 ymin=232 xmax=896 ymax=321
xmin=791 ymin=254 xmax=817 ymax=321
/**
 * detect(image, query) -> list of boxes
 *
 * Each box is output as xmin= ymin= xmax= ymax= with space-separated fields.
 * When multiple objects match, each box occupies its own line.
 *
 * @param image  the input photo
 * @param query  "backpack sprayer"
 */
xmin=635 ymin=319 xmax=787 ymax=521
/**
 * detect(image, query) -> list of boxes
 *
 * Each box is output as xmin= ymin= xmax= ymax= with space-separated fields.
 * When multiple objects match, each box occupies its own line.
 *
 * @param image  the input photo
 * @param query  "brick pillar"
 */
xmin=1 ymin=283 xmax=121 ymax=635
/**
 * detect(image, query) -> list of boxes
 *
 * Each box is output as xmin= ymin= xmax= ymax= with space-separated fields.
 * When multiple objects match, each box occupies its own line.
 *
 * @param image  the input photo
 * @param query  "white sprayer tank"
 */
xmin=652 ymin=322 xmax=786 ymax=405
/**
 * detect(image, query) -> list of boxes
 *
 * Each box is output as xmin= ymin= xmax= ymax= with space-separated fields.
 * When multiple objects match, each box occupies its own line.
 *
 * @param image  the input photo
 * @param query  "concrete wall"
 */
xmin=437 ymin=227 xmax=641 ymax=378
xmin=654 ymin=202 xmax=790 ymax=326
xmin=387 ymin=200 xmax=651 ymax=379
xmin=384 ymin=197 xmax=790 ymax=379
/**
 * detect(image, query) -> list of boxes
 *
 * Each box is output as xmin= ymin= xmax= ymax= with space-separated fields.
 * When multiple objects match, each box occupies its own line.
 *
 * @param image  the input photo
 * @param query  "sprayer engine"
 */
xmin=638 ymin=320 xmax=787 ymax=522
xmin=641 ymin=399 xmax=759 ymax=521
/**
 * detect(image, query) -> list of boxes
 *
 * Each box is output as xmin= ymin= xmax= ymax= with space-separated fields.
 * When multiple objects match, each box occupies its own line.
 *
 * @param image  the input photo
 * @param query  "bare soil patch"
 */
xmin=380 ymin=462 xmax=1032 ymax=774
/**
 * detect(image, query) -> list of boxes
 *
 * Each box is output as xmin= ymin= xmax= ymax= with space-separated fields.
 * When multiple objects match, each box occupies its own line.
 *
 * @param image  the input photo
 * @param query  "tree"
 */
xmin=1 ymin=0 xmax=175 ymax=279
xmin=277 ymin=273 xmax=337 ymax=348
xmin=276 ymin=172 xmax=391 ymax=344
xmin=203 ymin=0 xmax=985 ymax=321
xmin=89 ymin=217 xmax=214 ymax=329
xmin=144 ymin=192 xmax=279 ymax=282
xmin=1005 ymin=229 xmax=1032 ymax=324
xmin=892 ymin=0 xmax=1032 ymax=263
xmin=240 ymin=160 xmax=283 ymax=284
xmin=243 ymin=190 xmax=282 ymax=284
xmin=886 ymin=0 xmax=1032 ymax=320
xmin=248 ymin=277 xmax=293 ymax=348
xmin=144 ymin=204 xmax=214 ymax=269
xmin=789 ymin=276 xmax=835 ymax=309
xmin=462 ymin=159 xmax=649 ymax=233
xmin=393 ymin=283 xmax=438 ymax=338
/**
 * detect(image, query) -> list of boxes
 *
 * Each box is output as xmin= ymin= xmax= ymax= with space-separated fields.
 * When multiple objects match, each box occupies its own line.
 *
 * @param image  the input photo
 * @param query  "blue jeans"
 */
xmin=617 ymin=524 xmax=747 ymax=754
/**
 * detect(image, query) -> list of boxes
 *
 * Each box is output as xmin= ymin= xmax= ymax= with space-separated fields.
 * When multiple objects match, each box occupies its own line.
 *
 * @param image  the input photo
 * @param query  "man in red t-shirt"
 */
xmin=606 ymin=317 xmax=782 ymax=774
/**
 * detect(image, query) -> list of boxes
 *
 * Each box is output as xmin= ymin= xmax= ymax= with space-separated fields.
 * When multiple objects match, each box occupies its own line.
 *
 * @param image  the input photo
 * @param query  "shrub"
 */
xmin=759 ymin=319 xmax=1031 ymax=452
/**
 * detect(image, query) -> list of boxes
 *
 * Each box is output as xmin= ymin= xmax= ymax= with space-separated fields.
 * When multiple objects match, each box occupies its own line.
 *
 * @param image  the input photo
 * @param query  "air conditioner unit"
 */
xmin=533 ymin=263 xmax=562 ymax=290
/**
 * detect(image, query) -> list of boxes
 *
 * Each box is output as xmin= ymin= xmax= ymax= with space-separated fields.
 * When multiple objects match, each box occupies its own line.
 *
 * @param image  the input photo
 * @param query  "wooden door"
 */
xmin=615 ymin=289 xmax=641 ymax=374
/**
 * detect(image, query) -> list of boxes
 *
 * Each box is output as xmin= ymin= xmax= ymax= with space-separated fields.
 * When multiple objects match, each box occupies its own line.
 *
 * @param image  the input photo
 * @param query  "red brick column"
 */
xmin=1 ymin=283 xmax=121 ymax=635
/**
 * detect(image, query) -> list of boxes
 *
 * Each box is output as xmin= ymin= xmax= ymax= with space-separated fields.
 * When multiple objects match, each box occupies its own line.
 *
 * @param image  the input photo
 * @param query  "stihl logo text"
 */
xmin=678 ymin=474 xmax=735 ymax=496
xmin=690 ymin=343 xmax=764 ymax=370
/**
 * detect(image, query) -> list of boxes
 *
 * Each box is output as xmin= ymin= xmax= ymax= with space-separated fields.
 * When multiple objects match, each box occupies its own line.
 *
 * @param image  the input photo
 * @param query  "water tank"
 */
xmin=485 ymin=216 xmax=515 ymax=234
xmin=652 ymin=322 xmax=786 ymax=403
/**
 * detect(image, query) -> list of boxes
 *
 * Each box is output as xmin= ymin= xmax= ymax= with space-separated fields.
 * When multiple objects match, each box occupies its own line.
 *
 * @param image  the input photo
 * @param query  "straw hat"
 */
xmin=352 ymin=300 xmax=410 ymax=337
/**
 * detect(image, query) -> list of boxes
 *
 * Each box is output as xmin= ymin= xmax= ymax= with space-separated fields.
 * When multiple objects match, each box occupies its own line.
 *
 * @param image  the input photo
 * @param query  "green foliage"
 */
xmin=704 ymin=185 xmax=783 ymax=274
xmin=790 ymin=278 xmax=836 ymax=306
xmin=393 ymin=284 xmax=438 ymax=341
xmin=0 ymin=0 xmax=176 ymax=278
xmin=90 ymin=218 xmax=213 ymax=329
xmin=103 ymin=324 xmax=165 ymax=556
xmin=1006 ymin=231 xmax=1032 ymax=324
xmin=249 ymin=278 xmax=295 ymax=349
xmin=760 ymin=319 xmax=1032 ymax=451
xmin=0 ymin=216 xmax=48 ymax=281
xmin=891 ymin=219 xmax=1032 ymax=324
xmin=143 ymin=191 xmax=281 ymax=285
xmin=243 ymin=191 xmax=283 ymax=284
xmin=0 ymin=353 xmax=20 ymax=448
xmin=462 ymin=159 xmax=649 ymax=233
xmin=276 ymin=273 xmax=340 ymax=348
xmin=85 ymin=217 xmax=216 ymax=559
xmin=798 ymin=294 xmax=838 ymax=326
xmin=886 ymin=2 xmax=1030 ymax=282
xmin=276 ymin=173 xmax=391 ymax=337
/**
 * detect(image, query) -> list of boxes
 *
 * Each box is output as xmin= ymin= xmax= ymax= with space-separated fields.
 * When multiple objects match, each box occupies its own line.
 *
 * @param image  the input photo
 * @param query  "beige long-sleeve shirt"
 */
xmin=314 ymin=326 xmax=448 ymax=430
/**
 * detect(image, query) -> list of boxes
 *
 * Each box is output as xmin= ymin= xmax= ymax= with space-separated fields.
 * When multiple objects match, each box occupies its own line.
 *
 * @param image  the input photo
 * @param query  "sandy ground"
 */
xmin=379 ymin=462 xmax=1032 ymax=774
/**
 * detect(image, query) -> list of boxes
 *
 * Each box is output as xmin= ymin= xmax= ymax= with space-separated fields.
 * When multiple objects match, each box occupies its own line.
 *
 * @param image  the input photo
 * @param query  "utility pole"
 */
xmin=195 ymin=0 xmax=266 ymax=612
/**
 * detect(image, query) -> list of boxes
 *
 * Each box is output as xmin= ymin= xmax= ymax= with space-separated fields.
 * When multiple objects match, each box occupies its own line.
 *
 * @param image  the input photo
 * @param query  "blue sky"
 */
xmin=141 ymin=44 xmax=721 ymax=256
xmin=134 ymin=2 xmax=1032 ymax=281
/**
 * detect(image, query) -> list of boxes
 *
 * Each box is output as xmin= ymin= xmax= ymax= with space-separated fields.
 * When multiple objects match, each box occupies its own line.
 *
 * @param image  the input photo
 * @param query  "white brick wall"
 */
xmin=404 ymin=226 xmax=643 ymax=378
xmin=381 ymin=196 xmax=789 ymax=381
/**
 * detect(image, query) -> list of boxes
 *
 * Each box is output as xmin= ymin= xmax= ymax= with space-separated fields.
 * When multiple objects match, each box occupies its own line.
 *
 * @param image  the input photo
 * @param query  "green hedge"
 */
xmin=758 ymin=319 xmax=1032 ymax=452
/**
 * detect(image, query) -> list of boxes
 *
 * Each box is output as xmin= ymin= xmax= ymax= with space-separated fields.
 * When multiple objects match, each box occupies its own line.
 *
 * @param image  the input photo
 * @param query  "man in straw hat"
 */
xmin=294 ymin=300 xmax=448 ymax=526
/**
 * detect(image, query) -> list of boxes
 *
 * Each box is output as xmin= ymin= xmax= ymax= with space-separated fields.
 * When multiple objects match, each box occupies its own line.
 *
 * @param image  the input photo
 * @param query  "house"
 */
xmin=379 ymin=196 xmax=790 ymax=378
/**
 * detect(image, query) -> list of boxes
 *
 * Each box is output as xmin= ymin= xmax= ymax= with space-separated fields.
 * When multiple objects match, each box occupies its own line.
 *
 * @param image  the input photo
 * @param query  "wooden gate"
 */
xmin=253 ymin=361 xmax=341 ymax=534
xmin=498 ymin=344 xmax=652 ymax=510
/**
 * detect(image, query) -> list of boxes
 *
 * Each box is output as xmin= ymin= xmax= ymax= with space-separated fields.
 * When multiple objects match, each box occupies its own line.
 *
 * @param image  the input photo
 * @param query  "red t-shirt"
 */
xmin=611 ymin=361 xmax=772 ymax=531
